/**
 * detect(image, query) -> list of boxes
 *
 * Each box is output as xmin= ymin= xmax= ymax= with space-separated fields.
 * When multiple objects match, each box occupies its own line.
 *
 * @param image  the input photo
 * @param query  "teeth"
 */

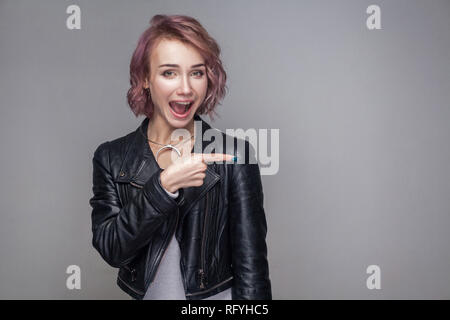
xmin=170 ymin=101 xmax=192 ymax=113
xmin=173 ymin=101 xmax=191 ymax=105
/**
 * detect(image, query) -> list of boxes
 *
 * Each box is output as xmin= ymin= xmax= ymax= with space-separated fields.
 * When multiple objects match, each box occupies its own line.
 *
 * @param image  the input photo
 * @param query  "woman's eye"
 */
xmin=192 ymin=70 xmax=204 ymax=77
xmin=162 ymin=71 xmax=175 ymax=77
xmin=162 ymin=70 xmax=204 ymax=78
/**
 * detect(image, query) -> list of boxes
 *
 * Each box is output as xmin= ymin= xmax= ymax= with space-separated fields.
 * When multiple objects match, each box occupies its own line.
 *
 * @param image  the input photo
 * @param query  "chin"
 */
xmin=167 ymin=117 xmax=192 ymax=128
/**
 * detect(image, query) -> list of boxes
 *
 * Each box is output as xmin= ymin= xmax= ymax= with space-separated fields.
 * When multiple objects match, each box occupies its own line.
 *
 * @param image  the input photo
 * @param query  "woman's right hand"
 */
xmin=160 ymin=153 xmax=235 ymax=193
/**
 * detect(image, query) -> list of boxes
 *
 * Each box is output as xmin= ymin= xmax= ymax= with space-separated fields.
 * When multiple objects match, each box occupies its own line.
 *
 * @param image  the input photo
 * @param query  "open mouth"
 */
xmin=169 ymin=101 xmax=193 ymax=118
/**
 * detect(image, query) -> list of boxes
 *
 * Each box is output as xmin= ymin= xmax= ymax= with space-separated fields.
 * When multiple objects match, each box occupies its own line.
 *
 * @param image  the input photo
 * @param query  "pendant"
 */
xmin=155 ymin=144 xmax=182 ymax=160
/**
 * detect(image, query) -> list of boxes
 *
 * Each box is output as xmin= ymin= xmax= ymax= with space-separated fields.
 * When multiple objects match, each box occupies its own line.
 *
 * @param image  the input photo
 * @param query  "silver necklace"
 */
xmin=140 ymin=124 xmax=194 ymax=160
xmin=148 ymin=136 xmax=194 ymax=160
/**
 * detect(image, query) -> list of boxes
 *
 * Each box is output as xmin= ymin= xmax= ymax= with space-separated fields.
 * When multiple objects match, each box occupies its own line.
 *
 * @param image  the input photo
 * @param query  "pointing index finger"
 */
xmin=202 ymin=153 xmax=236 ymax=163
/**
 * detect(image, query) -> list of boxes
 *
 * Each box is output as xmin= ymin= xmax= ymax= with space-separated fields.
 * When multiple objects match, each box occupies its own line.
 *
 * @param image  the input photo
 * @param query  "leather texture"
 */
xmin=89 ymin=114 xmax=272 ymax=300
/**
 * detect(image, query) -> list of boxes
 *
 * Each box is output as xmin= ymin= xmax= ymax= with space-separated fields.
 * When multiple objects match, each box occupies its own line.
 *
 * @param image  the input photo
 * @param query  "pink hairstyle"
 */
xmin=127 ymin=15 xmax=227 ymax=120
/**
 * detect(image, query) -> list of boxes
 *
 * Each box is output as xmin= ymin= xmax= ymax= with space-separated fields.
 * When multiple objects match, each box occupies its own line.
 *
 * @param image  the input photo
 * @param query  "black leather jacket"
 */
xmin=89 ymin=114 xmax=271 ymax=300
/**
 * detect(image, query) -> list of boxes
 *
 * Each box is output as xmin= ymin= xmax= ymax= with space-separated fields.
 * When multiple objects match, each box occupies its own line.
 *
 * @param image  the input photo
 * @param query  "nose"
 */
xmin=177 ymin=74 xmax=193 ymax=96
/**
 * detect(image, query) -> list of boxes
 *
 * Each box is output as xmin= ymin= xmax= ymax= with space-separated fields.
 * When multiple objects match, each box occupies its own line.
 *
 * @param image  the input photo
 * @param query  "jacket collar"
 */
xmin=114 ymin=114 xmax=220 ymax=211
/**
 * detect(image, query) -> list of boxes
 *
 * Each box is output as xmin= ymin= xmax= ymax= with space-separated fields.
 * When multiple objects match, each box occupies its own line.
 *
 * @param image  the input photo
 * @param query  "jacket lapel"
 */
xmin=114 ymin=114 xmax=220 ymax=215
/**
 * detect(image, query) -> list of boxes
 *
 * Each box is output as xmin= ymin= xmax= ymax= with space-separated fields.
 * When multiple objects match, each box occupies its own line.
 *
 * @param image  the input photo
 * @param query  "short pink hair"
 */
xmin=127 ymin=15 xmax=227 ymax=120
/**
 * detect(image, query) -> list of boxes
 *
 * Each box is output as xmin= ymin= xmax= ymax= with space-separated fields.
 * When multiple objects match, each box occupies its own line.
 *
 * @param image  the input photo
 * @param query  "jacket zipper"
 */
xmin=147 ymin=208 xmax=180 ymax=285
xmin=126 ymin=160 xmax=146 ymax=188
xmin=134 ymin=159 xmax=147 ymax=178
xmin=198 ymin=193 xmax=209 ymax=289
xmin=117 ymin=273 xmax=145 ymax=295
xmin=186 ymin=276 xmax=234 ymax=296
xmin=123 ymin=265 xmax=137 ymax=282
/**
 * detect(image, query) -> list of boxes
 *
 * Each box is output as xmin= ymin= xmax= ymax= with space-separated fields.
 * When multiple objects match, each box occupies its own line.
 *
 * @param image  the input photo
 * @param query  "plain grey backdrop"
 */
xmin=0 ymin=0 xmax=449 ymax=299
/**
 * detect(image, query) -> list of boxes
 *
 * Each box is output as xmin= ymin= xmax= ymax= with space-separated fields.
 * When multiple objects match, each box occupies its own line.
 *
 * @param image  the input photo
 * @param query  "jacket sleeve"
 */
xmin=229 ymin=142 xmax=272 ymax=300
xmin=89 ymin=141 xmax=179 ymax=268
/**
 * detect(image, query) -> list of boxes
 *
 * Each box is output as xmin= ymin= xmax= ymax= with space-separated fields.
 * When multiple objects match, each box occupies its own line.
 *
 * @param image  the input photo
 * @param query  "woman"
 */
xmin=89 ymin=14 xmax=271 ymax=300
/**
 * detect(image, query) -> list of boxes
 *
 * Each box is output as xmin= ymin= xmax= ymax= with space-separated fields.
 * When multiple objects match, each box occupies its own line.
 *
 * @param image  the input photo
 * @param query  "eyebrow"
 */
xmin=158 ymin=63 xmax=205 ymax=68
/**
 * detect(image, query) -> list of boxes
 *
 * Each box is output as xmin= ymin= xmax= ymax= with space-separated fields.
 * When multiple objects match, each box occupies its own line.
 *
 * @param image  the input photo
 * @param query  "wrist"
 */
xmin=160 ymin=170 xmax=178 ymax=193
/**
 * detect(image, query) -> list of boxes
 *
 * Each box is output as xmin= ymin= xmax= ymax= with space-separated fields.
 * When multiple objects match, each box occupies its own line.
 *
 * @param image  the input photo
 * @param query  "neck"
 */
xmin=147 ymin=112 xmax=195 ymax=145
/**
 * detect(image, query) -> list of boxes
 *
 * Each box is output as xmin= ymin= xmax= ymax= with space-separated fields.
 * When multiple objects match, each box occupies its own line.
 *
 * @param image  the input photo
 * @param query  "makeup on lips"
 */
xmin=169 ymin=100 xmax=194 ymax=119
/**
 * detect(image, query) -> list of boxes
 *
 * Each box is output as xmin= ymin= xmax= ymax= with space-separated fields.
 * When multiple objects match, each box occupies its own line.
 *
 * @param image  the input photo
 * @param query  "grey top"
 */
xmin=143 ymin=179 xmax=232 ymax=300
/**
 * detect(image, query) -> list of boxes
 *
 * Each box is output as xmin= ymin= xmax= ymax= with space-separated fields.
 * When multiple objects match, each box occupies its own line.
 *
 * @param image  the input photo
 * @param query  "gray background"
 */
xmin=0 ymin=0 xmax=449 ymax=299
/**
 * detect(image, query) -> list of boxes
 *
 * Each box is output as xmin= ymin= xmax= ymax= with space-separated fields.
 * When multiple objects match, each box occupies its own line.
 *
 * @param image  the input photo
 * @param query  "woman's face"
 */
xmin=146 ymin=38 xmax=208 ymax=128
